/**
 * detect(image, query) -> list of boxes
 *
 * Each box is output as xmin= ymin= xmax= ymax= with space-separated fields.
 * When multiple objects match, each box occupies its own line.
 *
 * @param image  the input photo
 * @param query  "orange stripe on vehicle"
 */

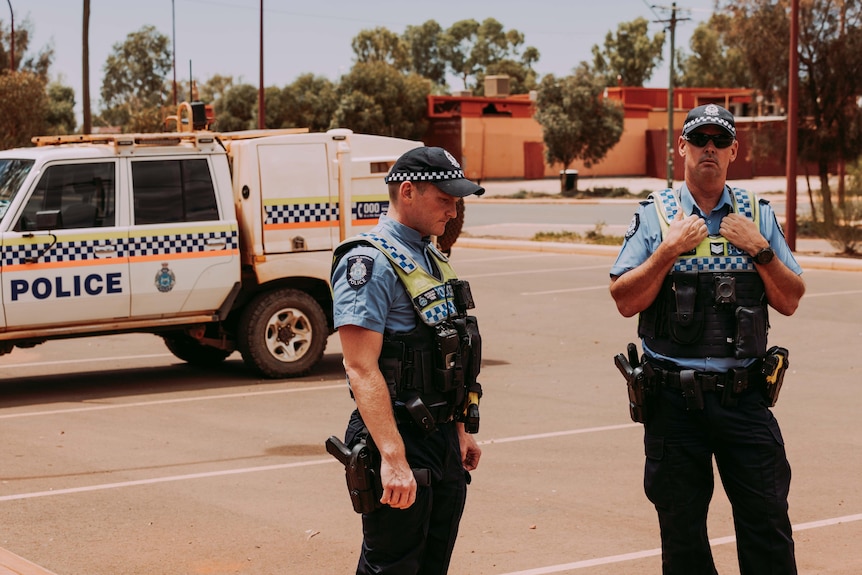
xmin=2 ymin=258 xmax=127 ymax=273
xmin=264 ymin=221 xmax=336 ymax=230
xmin=129 ymin=249 xmax=239 ymax=263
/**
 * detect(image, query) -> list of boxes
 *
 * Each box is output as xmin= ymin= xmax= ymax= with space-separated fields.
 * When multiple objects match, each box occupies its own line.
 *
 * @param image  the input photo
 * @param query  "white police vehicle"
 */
xmin=0 ymin=103 xmax=420 ymax=377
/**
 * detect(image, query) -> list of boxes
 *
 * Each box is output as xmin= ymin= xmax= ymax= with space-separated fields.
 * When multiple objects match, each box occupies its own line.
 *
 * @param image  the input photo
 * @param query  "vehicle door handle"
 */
xmin=205 ymin=238 xmax=227 ymax=250
xmin=93 ymin=245 xmax=117 ymax=257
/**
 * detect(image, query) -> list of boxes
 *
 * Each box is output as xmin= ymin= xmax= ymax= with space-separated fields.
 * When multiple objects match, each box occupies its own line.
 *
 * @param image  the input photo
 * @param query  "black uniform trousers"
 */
xmin=346 ymin=409 xmax=469 ymax=575
xmin=643 ymin=386 xmax=796 ymax=575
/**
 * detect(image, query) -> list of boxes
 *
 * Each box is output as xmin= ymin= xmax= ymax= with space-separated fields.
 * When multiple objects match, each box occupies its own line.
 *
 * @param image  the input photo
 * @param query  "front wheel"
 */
xmin=237 ymin=288 xmax=328 ymax=378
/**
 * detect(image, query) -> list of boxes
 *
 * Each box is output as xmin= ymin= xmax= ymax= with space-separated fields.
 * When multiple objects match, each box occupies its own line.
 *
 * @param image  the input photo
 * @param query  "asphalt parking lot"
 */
xmin=1 ymin=245 xmax=861 ymax=575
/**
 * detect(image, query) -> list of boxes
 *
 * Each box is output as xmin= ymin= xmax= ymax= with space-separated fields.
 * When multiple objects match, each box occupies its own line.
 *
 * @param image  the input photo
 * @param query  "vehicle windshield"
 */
xmin=0 ymin=159 xmax=35 ymax=219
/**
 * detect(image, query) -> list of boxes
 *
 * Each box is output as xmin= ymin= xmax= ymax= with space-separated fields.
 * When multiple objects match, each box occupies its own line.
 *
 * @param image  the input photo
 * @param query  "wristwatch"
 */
xmin=753 ymin=246 xmax=774 ymax=265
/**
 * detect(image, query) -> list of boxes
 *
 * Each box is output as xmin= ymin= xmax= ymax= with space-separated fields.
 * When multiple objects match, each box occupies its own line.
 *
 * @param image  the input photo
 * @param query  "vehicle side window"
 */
xmin=132 ymin=159 xmax=219 ymax=225
xmin=15 ymin=162 xmax=116 ymax=231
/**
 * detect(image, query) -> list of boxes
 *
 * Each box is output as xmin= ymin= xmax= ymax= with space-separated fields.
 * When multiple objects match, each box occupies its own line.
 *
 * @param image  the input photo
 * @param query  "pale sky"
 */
xmin=19 ymin=0 xmax=717 ymax=123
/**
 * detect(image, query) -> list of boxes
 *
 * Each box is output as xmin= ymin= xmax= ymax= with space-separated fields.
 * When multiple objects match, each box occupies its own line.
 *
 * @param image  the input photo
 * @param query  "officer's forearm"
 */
xmin=348 ymin=369 xmax=406 ymax=465
xmin=757 ymin=259 xmax=806 ymax=316
xmin=610 ymin=242 xmax=678 ymax=317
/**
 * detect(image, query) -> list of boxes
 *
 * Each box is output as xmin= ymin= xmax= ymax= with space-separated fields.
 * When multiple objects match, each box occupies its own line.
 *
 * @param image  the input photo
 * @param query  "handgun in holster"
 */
xmin=614 ymin=342 xmax=655 ymax=424
xmin=325 ymin=434 xmax=431 ymax=514
xmin=761 ymin=346 xmax=789 ymax=407
xmin=325 ymin=435 xmax=382 ymax=514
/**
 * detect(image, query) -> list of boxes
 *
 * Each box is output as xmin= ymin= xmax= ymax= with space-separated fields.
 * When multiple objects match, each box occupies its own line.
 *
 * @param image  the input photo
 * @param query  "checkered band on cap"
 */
xmin=384 ymin=169 xmax=466 ymax=184
xmin=682 ymin=104 xmax=736 ymax=137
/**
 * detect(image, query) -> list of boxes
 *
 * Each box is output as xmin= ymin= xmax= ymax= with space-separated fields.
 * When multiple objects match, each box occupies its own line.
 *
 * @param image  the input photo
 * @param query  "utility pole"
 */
xmin=6 ymin=0 xmax=13 ymax=72
xmin=258 ymin=0 xmax=265 ymax=129
xmin=654 ymin=3 xmax=689 ymax=189
xmin=172 ymin=0 xmax=177 ymax=106
xmin=83 ymin=0 xmax=91 ymax=133
xmin=785 ymin=0 xmax=799 ymax=251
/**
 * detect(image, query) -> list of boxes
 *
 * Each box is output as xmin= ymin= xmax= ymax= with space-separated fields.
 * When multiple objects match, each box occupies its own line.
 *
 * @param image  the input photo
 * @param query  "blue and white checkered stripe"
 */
xmin=266 ymin=203 xmax=338 ymax=225
xmin=655 ymin=188 xmax=757 ymax=272
xmin=654 ymin=188 xmax=680 ymax=219
xmin=2 ymin=238 xmax=126 ymax=266
xmin=730 ymin=188 xmax=753 ymax=218
xmin=673 ymin=256 xmax=755 ymax=272
xmin=422 ymin=300 xmax=458 ymax=324
xmin=127 ymin=230 xmax=238 ymax=257
xmin=358 ymin=233 xmax=417 ymax=272
xmin=385 ymin=169 xmax=465 ymax=183
xmin=2 ymin=231 xmax=238 ymax=266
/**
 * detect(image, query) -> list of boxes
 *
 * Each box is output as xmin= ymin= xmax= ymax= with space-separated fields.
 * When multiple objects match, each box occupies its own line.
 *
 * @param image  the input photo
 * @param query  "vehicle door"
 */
xmin=1 ymin=161 xmax=129 ymax=327
xmin=127 ymin=156 xmax=238 ymax=317
xmin=258 ymin=142 xmax=334 ymax=253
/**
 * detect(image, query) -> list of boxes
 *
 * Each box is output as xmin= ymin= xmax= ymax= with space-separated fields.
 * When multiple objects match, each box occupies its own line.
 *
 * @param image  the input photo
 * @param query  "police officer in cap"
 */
xmin=609 ymin=104 xmax=805 ymax=574
xmin=331 ymin=146 xmax=484 ymax=575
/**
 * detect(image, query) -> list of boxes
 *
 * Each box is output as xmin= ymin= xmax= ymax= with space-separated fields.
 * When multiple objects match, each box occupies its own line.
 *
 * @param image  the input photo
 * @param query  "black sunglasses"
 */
xmin=684 ymin=132 xmax=735 ymax=149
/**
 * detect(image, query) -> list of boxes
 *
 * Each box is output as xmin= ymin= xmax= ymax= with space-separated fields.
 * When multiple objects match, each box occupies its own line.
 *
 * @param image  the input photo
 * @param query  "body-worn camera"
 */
xmin=446 ymin=279 xmax=475 ymax=315
xmin=714 ymin=274 xmax=736 ymax=304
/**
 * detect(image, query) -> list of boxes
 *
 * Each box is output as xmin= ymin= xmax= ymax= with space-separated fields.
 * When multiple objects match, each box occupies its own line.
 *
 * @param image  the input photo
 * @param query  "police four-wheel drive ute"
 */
xmin=0 ymin=102 xmax=422 ymax=378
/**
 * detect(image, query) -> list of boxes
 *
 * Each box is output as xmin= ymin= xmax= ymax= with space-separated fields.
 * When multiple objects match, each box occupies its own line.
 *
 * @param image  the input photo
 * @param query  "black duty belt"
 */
xmin=393 ymin=402 xmax=454 ymax=430
xmin=649 ymin=361 xmax=764 ymax=410
xmin=659 ymin=370 xmax=735 ymax=392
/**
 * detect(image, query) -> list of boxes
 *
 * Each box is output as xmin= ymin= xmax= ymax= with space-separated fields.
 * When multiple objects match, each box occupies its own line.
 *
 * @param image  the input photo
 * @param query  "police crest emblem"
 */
xmin=155 ymin=263 xmax=176 ymax=293
xmin=347 ymin=255 xmax=373 ymax=290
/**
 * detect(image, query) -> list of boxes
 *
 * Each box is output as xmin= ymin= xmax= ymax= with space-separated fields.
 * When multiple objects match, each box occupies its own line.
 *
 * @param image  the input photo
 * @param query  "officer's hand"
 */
xmin=379 ymin=458 xmax=417 ymax=509
xmin=666 ymin=208 xmax=707 ymax=255
xmin=719 ymin=213 xmax=767 ymax=255
xmin=459 ymin=426 xmax=482 ymax=471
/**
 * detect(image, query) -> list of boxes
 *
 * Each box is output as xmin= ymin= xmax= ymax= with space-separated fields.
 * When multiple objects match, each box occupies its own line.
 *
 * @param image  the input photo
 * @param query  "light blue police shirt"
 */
xmin=332 ymin=214 xmax=433 ymax=334
xmin=610 ymin=184 xmax=803 ymax=371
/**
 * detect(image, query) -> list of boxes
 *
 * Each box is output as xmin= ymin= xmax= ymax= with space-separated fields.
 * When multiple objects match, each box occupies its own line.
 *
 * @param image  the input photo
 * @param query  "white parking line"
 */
xmin=0 ymin=384 xmax=345 ymax=419
xmin=0 ymin=424 xmax=638 ymax=501
xmin=522 ymin=285 xmax=608 ymax=296
xmin=495 ymin=514 xmax=862 ymax=574
xmin=468 ymin=265 xmax=610 ymax=279
xmin=0 ymin=353 xmax=172 ymax=370
xmin=3 ymin=416 xmax=860 ymax=574
xmin=0 ymin=458 xmax=336 ymax=502
xmin=803 ymin=289 xmax=862 ymax=298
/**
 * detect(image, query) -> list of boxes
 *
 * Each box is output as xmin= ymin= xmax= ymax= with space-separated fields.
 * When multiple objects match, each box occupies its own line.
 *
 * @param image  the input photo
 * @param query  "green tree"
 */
xmin=439 ymin=18 xmax=538 ymax=93
xmin=198 ymin=74 xmax=234 ymax=105
xmin=716 ymin=0 xmax=862 ymax=226
xmin=0 ymin=70 xmax=48 ymax=148
xmin=352 ymin=27 xmax=410 ymax=71
xmin=277 ymin=74 xmax=338 ymax=132
xmin=44 ymin=81 xmax=77 ymax=135
xmin=332 ymin=61 xmax=429 ymax=140
xmin=591 ymin=17 xmax=665 ymax=87
xmin=534 ymin=65 xmax=624 ymax=194
xmin=677 ymin=14 xmax=751 ymax=88
xmin=99 ymin=25 xmax=172 ymax=131
xmin=403 ymin=20 xmax=447 ymax=88
xmin=214 ymin=82 xmax=258 ymax=132
xmin=0 ymin=17 xmax=69 ymax=144
xmin=0 ymin=17 xmax=53 ymax=77
xmin=478 ymin=48 xmax=540 ymax=96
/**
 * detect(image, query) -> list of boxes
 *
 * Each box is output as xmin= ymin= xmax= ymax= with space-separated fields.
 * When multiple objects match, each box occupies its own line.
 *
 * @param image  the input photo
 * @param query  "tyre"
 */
xmin=237 ymin=288 xmax=328 ymax=378
xmin=437 ymin=197 xmax=465 ymax=255
xmin=162 ymin=334 xmax=232 ymax=366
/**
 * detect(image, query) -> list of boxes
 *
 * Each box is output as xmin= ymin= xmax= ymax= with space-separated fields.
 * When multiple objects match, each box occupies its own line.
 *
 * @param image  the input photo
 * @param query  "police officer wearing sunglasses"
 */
xmin=609 ymin=104 xmax=805 ymax=574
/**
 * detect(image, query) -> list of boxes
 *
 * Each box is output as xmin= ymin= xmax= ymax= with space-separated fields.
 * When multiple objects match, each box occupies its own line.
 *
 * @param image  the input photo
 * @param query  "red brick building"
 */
xmin=423 ymin=84 xmax=789 ymax=182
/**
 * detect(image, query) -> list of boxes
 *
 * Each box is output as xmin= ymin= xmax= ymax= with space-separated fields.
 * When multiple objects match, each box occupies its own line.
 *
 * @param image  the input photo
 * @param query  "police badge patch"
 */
xmin=346 ymin=255 xmax=373 ymax=290
xmin=625 ymin=213 xmax=640 ymax=239
xmin=155 ymin=263 xmax=176 ymax=293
